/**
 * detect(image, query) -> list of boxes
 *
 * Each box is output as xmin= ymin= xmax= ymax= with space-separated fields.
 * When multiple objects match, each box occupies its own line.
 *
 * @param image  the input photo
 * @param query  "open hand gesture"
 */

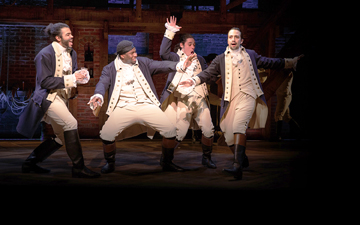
xmin=183 ymin=53 xmax=197 ymax=70
xmin=167 ymin=16 xmax=182 ymax=29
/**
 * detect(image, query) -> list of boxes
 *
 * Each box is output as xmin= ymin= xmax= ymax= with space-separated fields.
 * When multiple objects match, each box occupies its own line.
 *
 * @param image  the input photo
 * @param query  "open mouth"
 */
xmin=191 ymin=51 xmax=194 ymax=54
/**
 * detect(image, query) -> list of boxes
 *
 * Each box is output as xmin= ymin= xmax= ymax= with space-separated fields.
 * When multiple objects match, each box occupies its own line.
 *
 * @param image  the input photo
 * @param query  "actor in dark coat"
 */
xmin=180 ymin=27 xmax=300 ymax=180
xmin=158 ymin=16 xmax=217 ymax=169
xmin=16 ymin=22 xmax=100 ymax=178
xmin=16 ymin=44 xmax=78 ymax=138
xmin=88 ymin=40 xmax=196 ymax=173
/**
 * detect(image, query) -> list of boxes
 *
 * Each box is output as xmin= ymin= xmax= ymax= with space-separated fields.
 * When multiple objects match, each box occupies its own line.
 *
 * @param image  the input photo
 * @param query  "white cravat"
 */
xmin=230 ymin=47 xmax=243 ymax=65
xmin=55 ymin=42 xmax=72 ymax=72
xmin=115 ymin=56 xmax=136 ymax=85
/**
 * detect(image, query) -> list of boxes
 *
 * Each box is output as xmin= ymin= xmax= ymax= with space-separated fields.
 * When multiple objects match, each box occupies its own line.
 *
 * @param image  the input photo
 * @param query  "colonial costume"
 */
xmin=159 ymin=24 xmax=216 ymax=168
xmin=190 ymin=45 xmax=298 ymax=179
xmin=17 ymin=41 xmax=99 ymax=178
xmin=90 ymin=40 xmax=189 ymax=173
xmin=274 ymin=71 xmax=301 ymax=140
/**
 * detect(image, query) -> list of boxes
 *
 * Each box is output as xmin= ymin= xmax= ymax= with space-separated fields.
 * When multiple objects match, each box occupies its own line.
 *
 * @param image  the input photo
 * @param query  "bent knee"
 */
xmin=63 ymin=118 xmax=78 ymax=131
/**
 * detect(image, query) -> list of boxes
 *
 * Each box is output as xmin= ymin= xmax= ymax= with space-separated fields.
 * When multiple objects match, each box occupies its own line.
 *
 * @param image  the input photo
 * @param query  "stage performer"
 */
xmin=159 ymin=16 xmax=216 ymax=169
xmin=275 ymin=71 xmax=301 ymax=141
xmin=179 ymin=27 xmax=302 ymax=180
xmin=88 ymin=40 xmax=196 ymax=173
xmin=16 ymin=22 xmax=100 ymax=178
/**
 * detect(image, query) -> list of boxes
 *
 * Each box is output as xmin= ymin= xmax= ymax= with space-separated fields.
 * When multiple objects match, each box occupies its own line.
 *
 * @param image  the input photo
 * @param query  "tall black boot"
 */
xmin=63 ymin=129 xmax=100 ymax=178
xmin=101 ymin=140 xmax=116 ymax=174
xmin=223 ymin=145 xmax=246 ymax=180
xmin=229 ymin=145 xmax=249 ymax=168
xmin=160 ymin=147 xmax=185 ymax=172
xmin=22 ymin=138 xmax=63 ymax=173
xmin=201 ymin=135 xmax=217 ymax=169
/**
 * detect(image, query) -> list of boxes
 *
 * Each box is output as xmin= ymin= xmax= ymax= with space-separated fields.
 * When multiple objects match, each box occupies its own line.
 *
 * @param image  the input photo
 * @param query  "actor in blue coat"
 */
xmin=88 ymin=40 xmax=196 ymax=173
xmin=180 ymin=27 xmax=301 ymax=179
xmin=16 ymin=23 xmax=100 ymax=178
xmin=159 ymin=16 xmax=217 ymax=169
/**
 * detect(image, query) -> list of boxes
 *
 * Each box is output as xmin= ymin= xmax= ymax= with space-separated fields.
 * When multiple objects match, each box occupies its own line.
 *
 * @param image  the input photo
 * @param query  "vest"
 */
xmin=106 ymin=57 xmax=160 ymax=115
xmin=46 ymin=42 xmax=73 ymax=102
xmin=224 ymin=46 xmax=264 ymax=102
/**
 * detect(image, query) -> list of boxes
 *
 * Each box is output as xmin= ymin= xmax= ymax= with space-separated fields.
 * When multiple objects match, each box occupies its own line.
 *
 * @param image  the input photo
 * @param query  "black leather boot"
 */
xmin=64 ymin=129 xmax=100 ymax=178
xmin=229 ymin=145 xmax=249 ymax=168
xmin=22 ymin=138 xmax=63 ymax=173
xmin=201 ymin=135 xmax=216 ymax=169
xmin=223 ymin=145 xmax=246 ymax=180
xmin=160 ymin=147 xmax=185 ymax=172
xmin=101 ymin=140 xmax=116 ymax=174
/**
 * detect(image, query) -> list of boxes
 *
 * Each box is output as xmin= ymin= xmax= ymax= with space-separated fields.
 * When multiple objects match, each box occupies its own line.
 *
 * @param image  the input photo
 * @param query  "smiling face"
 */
xmin=120 ymin=47 xmax=138 ymax=64
xmin=180 ymin=37 xmax=196 ymax=56
xmin=56 ymin=27 xmax=73 ymax=48
xmin=227 ymin=29 xmax=243 ymax=50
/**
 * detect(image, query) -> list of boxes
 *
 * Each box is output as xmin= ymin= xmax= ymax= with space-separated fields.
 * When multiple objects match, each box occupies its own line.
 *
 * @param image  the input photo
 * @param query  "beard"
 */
xmin=61 ymin=38 xmax=73 ymax=49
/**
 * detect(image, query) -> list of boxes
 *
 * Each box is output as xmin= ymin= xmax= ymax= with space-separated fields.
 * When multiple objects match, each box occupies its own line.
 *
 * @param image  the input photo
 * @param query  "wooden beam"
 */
xmin=103 ymin=20 xmax=108 ymax=40
xmin=136 ymin=0 xmax=142 ymax=21
xmin=220 ymin=0 xmax=227 ymax=22
xmin=247 ymin=0 xmax=291 ymax=49
xmin=226 ymin=0 xmax=246 ymax=11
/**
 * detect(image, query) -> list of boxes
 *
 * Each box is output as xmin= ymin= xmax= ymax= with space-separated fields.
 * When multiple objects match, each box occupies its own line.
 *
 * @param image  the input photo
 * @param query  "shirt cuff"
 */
xmin=164 ymin=29 xmax=176 ymax=40
xmin=164 ymin=22 xmax=179 ymax=40
xmin=165 ymin=22 xmax=180 ymax=32
xmin=193 ymin=76 xmax=201 ymax=85
xmin=63 ymin=74 xmax=77 ymax=88
xmin=284 ymin=57 xmax=298 ymax=71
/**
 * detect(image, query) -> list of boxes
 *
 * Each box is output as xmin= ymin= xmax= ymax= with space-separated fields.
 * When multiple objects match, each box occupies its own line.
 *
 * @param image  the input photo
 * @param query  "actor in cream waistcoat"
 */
xmin=159 ymin=16 xmax=216 ymax=169
xmin=17 ymin=22 xmax=100 ymax=178
xmin=88 ymin=40 xmax=196 ymax=173
xmin=180 ymin=27 xmax=302 ymax=180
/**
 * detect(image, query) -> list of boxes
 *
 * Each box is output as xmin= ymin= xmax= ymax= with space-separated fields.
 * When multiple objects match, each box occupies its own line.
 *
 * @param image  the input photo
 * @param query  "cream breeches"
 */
xmin=164 ymin=94 xmax=214 ymax=141
xmin=100 ymin=103 xmax=177 ymax=142
xmin=220 ymin=92 xmax=256 ymax=146
xmin=42 ymin=95 xmax=78 ymax=145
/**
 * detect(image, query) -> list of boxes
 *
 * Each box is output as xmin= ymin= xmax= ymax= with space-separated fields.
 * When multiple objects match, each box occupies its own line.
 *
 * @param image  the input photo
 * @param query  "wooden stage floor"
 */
xmin=0 ymin=139 xmax=311 ymax=192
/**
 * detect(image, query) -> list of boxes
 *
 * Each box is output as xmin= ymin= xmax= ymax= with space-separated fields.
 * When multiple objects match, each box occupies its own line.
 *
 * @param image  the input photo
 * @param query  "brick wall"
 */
xmin=0 ymin=25 xmax=49 ymax=139
xmin=0 ymin=26 xmax=49 ymax=91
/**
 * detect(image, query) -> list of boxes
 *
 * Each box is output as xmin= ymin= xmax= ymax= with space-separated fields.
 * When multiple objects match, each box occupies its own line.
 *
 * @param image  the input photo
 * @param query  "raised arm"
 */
xmin=160 ymin=16 xmax=181 ymax=62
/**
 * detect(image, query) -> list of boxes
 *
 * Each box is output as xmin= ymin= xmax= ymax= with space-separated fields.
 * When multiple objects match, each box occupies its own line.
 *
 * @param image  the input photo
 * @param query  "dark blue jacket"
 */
xmin=16 ymin=44 xmax=78 ymax=138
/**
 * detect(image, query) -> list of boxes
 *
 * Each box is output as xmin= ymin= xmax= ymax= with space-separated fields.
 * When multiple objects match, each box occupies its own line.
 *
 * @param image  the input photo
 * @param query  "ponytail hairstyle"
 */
xmin=174 ymin=33 xmax=194 ymax=52
xmin=44 ymin=23 xmax=69 ymax=41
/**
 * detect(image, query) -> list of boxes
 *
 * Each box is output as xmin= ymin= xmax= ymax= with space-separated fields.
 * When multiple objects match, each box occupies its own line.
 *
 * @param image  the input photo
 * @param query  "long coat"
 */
xmin=196 ymin=47 xmax=285 ymax=129
xmin=16 ymin=43 xmax=78 ymax=138
xmin=93 ymin=56 xmax=179 ymax=140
